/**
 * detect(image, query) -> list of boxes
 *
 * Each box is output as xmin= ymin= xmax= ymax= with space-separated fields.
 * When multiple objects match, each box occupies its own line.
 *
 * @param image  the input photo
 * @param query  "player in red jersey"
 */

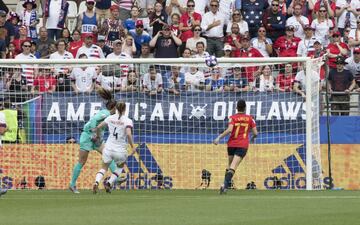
xmin=213 ymin=99 xmax=258 ymax=194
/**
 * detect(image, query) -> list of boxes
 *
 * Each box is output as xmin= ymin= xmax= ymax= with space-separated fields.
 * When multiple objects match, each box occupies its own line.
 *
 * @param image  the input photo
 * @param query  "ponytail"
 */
xmin=116 ymin=102 xmax=126 ymax=119
xmin=97 ymin=88 xmax=116 ymax=110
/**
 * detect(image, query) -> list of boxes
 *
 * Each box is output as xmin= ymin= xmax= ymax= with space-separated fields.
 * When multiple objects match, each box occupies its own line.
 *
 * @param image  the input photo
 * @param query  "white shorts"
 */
xmin=102 ymin=147 xmax=128 ymax=165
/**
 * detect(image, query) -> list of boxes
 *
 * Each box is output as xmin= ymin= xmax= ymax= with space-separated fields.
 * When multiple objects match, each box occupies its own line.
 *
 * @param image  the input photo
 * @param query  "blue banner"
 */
xmin=40 ymin=92 xmax=307 ymax=144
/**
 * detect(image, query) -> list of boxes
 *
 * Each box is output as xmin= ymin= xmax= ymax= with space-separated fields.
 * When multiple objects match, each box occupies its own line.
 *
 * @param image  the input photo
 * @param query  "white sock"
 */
xmin=108 ymin=167 xmax=123 ymax=185
xmin=95 ymin=169 xmax=106 ymax=184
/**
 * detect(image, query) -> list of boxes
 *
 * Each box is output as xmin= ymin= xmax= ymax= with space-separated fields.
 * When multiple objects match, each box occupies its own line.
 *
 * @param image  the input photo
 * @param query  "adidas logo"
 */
xmin=117 ymin=143 xmax=173 ymax=190
xmin=264 ymin=145 xmax=327 ymax=189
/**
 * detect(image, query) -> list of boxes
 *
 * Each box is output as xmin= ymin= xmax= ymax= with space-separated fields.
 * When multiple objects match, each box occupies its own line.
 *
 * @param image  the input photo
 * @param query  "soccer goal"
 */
xmin=0 ymin=57 xmax=323 ymax=190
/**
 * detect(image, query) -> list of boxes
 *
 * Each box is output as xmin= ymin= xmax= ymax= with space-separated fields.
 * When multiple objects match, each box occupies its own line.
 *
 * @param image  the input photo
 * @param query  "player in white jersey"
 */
xmin=93 ymin=102 xmax=136 ymax=194
xmin=0 ymin=110 xmax=7 ymax=197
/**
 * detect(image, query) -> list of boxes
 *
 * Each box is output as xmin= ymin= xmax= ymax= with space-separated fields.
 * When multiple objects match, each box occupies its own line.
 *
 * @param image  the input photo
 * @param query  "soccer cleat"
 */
xmin=69 ymin=185 xmax=80 ymax=194
xmin=219 ymin=185 xmax=227 ymax=195
xmin=0 ymin=188 xmax=7 ymax=197
xmin=104 ymin=182 xmax=112 ymax=194
xmin=93 ymin=183 xmax=99 ymax=194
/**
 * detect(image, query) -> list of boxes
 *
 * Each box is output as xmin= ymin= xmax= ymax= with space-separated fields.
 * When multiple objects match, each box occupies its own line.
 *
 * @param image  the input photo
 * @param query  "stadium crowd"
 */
xmin=0 ymin=0 xmax=359 ymax=106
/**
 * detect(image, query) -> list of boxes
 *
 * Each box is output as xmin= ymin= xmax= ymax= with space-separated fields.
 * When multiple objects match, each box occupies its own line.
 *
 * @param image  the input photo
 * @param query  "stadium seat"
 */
xmin=67 ymin=1 xmax=78 ymax=33
xmin=78 ymin=1 xmax=88 ymax=15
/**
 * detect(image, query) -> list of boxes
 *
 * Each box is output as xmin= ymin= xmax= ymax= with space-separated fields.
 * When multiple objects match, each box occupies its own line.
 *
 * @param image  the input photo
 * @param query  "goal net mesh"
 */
xmin=0 ymin=58 xmax=322 ymax=190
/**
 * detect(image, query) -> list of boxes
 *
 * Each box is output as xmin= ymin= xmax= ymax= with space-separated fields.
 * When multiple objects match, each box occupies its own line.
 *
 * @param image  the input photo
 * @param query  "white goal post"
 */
xmin=0 ymin=57 xmax=322 ymax=190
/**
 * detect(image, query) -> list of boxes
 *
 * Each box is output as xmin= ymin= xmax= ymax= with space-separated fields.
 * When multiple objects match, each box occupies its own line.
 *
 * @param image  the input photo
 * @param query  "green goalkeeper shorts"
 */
xmin=79 ymin=131 xmax=101 ymax=151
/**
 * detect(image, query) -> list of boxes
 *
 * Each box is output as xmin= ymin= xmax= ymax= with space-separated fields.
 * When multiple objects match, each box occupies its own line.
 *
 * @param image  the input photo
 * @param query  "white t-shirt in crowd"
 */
xmin=96 ymin=74 xmax=122 ymax=91
xmin=70 ymin=67 xmax=97 ymax=92
xmin=185 ymin=70 xmax=205 ymax=91
xmin=286 ymin=16 xmax=309 ymax=39
xmin=76 ymin=44 xmax=105 ymax=59
xmin=46 ymin=0 xmax=62 ymax=29
xmin=142 ymin=72 xmax=163 ymax=91
xmin=311 ymin=19 xmax=334 ymax=47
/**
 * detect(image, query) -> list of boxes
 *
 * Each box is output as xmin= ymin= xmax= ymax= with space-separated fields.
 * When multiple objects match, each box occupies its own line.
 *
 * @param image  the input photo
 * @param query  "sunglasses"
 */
xmin=345 ymin=30 xmax=351 ymax=32
xmin=87 ymin=2 xmax=95 ymax=5
xmin=23 ymin=45 xmax=31 ymax=47
xmin=319 ymin=10 xmax=327 ymax=12
xmin=333 ymin=35 xmax=340 ymax=37
xmin=194 ymin=29 xmax=201 ymax=31
xmin=210 ymin=4 xmax=218 ymax=7
xmin=272 ymin=4 xmax=279 ymax=6
xmin=187 ymin=5 xmax=195 ymax=7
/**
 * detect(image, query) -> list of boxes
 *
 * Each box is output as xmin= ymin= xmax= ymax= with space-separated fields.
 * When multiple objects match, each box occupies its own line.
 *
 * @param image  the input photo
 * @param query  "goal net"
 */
xmin=0 ymin=57 xmax=322 ymax=190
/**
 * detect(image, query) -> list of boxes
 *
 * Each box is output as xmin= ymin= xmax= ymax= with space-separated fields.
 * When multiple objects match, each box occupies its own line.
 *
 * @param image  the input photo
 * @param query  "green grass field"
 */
xmin=0 ymin=190 xmax=359 ymax=225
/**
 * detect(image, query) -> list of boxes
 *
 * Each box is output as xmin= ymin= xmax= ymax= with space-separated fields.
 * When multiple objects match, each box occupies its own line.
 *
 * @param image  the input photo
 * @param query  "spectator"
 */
xmin=6 ymin=68 xmax=27 ymax=94
xmin=123 ymin=5 xmax=142 ymax=31
xmin=286 ymin=3 xmax=309 ymax=39
xmin=219 ymin=0 xmax=236 ymax=25
xmin=13 ymin=25 xmax=30 ymax=54
xmin=342 ymin=27 xmax=351 ymax=45
xmin=185 ymin=66 xmax=205 ymax=91
xmin=30 ymin=40 xmax=41 ymax=58
xmin=205 ymin=67 xmax=225 ymax=92
xmin=226 ymin=9 xmax=249 ymax=36
xmin=326 ymin=31 xmax=349 ymax=69
xmin=348 ymin=17 xmax=360 ymax=49
xmin=166 ymin=66 xmax=185 ymax=95
xmin=129 ymin=20 xmax=151 ymax=57
xmin=138 ymin=43 xmax=153 ymax=75
xmin=336 ymin=0 xmax=360 ymax=35
xmin=186 ymin=25 xmax=207 ymax=55
xmin=68 ymin=29 xmax=83 ymax=58
xmin=121 ymin=35 xmax=137 ymax=57
xmin=221 ymin=45 xmax=235 ymax=78
xmin=99 ymin=4 xmax=125 ymax=49
xmin=106 ymin=39 xmax=132 ymax=79
xmin=287 ymin=0 xmax=314 ymax=19
xmin=293 ymin=63 xmax=320 ymax=99
xmin=69 ymin=53 xmax=96 ymax=94
xmin=0 ymin=10 xmax=15 ymax=46
xmin=179 ymin=0 xmax=202 ymax=53
xmin=313 ymin=0 xmax=335 ymax=19
xmin=49 ymin=39 xmax=74 ymax=75
xmin=311 ymin=5 xmax=334 ymax=47
xmin=76 ymin=33 xmax=105 ymax=59
xmin=60 ymin=28 xmax=72 ymax=45
xmin=6 ymin=42 xmax=16 ymax=59
xmin=15 ymin=40 xmax=37 ymax=88
xmin=328 ymin=56 xmax=356 ymax=116
xmin=251 ymin=26 xmax=273 ymax=58
xmin=121 ymin=69 xmax=139 ymax=92
xmin=95 ymin=66 xmax=122 ymax=91
xmin=255 ymin=65 xmax=275 ymax=92
xmin=263 ymin=0 xmax=286 ymax=43
xmin=149 ymin=24 xmax=182 ymax=58
xmin=165 ymin=0 xmax=186 ymax=20
xmin=276 ymin=63 xmax=295 ymax=92
xmin=297 ymin=25 xmax=317 ymax=57
xmin=308 ymin=40 xmax=326 ymax=81
xmin=20 ymin=0 xmax=39 ymax=41
xmin=77 ymin=0 xmax=100 ymax=42
xmin=142 ymin=3 xmax=155 ymax=36
xmin=345 ymin=47 xmax=360 ymax=88
xmin=97 ymin=36 xmax=112 ymax=57
xmin=33 ymin=68 xmax=57 ymax=93
xmin=143 ymin=65 xmax=163 ymax=95
xmin=224 ymin=66 xmax=249 ymax=92
xmin=179 ymin=47 xmax=191 ymax=74
xmin=274 ymin=25 xmax=301 ymax=58
xmin=8 ymin=12 xmax=20 ymax=38
xmin=116 ymin=0 xmax=135 ymax=21
xmin=238 ymin=36 xmax=263 ymax=87
xmin=224 ymin=23 xmax=241 ymax=57
xmin=36 ymin=27 xmax=55 ymax=58
xmin=201 ymin=0 xmax=225 ymax=57
xmin=95 ymin=0 xmax=112 ymax=22
xmin=169 ymin=13 xmax=180 ymax=37
xmin=241 ymin=0 xmax=269 ymax=38
xmin=43 ymin=0 xmax=69 ymax=41
xmin=150 ymin=1 xmax=168 ymax=37
xmin=193 ymin=41 xmax=210 ymax=58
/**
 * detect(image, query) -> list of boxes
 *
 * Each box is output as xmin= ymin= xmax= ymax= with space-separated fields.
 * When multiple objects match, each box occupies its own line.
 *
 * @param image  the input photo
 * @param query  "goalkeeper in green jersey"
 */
xmin=69 ymin=88 xmax=118 ymax=194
